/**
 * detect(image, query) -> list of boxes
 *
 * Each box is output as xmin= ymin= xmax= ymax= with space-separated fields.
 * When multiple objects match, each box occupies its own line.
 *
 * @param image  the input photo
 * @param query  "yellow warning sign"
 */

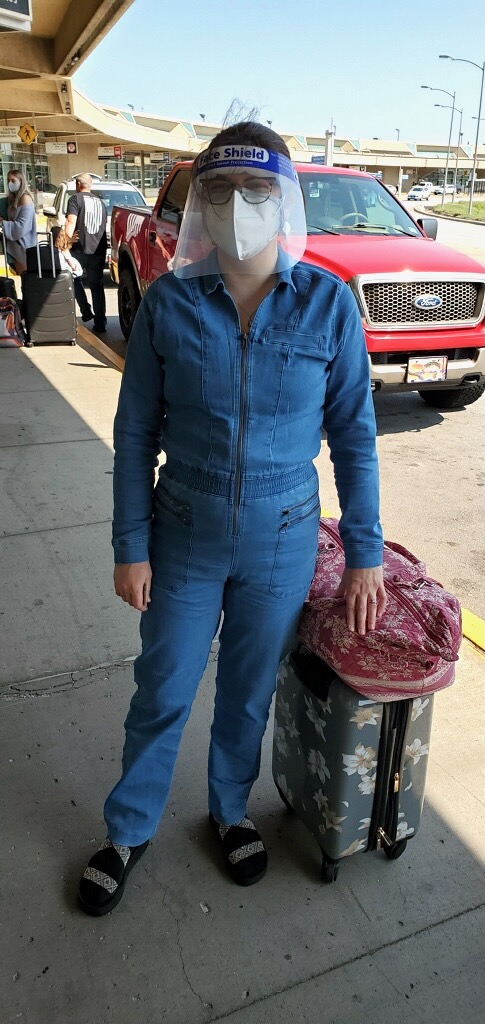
xmin=18 ymin=123 xmax=37 ymax=145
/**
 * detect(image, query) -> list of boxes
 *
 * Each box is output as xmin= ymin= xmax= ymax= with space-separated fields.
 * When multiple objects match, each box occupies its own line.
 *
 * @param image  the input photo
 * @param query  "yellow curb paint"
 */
xmin=76 ymin=324 xmax=125 ymax=372
xmin=461 ymin=608 xmax=485 ymax=652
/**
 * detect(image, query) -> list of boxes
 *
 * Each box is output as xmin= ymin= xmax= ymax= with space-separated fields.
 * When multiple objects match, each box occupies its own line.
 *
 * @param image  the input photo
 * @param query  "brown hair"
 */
xmin=192 ymin=120 xmax=291 ymax=180
xmin=52 ymin=226 xmax=73 ymax=251
xmin=6 ymin=168 xmax=35 ymax=209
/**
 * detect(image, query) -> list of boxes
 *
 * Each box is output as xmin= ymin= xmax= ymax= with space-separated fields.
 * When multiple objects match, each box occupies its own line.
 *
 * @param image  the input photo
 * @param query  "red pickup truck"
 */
xmin=110 ymin=162 xmax=485 ymax=409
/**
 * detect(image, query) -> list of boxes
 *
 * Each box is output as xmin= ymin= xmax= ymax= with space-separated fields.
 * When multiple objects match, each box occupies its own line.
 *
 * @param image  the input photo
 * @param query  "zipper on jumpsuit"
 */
xmin=233 ymin=330 xmax=249 ymax=535
xmin=230 ymin=285 xmax=276 ymax=535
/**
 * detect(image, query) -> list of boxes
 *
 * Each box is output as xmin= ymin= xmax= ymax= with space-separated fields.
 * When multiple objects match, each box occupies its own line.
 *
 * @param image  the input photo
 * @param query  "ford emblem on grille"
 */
xmin=413 ymin=294 xmax=443 ymax=310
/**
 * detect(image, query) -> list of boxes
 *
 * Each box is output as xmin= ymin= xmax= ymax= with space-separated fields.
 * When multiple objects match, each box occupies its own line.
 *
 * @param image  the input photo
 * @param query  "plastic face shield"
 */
xmin=171 ymin=146 xmax=307 ymax=278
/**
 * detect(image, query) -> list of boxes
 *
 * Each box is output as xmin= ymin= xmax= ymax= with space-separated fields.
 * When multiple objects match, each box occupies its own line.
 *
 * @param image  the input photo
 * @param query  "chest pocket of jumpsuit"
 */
xmin=150 ymin=478 xmax=194 ymax=593
xmin=254 ymin=329 xmax=328 ymax=427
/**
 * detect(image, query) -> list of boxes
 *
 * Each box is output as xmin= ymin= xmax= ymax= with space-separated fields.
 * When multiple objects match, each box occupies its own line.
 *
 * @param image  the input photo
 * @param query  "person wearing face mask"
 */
xmin=78 ymin=122 xmax=387 ymax=917
xmin=0 ymin=169 xmax=37 ymax=275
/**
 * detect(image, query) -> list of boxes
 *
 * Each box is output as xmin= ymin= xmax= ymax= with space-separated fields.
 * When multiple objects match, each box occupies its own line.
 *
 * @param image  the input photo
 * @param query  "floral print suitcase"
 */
xmin=272 ymin=646 xmax=433 ymax=882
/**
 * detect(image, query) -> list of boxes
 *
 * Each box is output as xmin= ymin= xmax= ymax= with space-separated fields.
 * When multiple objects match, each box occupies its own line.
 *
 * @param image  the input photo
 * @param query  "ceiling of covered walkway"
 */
xmin=0 ymin=1 xmax=134 ymax=131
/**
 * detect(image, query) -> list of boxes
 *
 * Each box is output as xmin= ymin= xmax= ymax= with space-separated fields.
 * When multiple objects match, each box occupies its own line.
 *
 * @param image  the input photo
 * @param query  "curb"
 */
xmin=414 ymin=204 xmax=484 ymax=226
xmin=461 ymin=609 xmax=485 ymax=652
xmin=76 ymin=323 xmax=124 ymax=371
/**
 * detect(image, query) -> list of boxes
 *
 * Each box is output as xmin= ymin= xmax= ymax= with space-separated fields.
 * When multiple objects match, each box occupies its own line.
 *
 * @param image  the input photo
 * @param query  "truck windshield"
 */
xmin=299 ymin=173 xmax=421 ymax=237
xmin=63 ymin=189 xmax=147 ymax=214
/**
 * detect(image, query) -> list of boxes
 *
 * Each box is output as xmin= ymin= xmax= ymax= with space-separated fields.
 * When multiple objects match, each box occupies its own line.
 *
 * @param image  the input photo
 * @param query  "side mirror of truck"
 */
xmin=416 ymin=217 xmax=438 ymax=240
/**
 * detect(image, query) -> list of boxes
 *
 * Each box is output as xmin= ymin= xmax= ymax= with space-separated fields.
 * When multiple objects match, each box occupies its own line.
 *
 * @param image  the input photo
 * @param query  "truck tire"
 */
xmin=418 ymin=383 xmax=485 ymax=410
xmin=118 ymin=267 xmax=141 ymax=340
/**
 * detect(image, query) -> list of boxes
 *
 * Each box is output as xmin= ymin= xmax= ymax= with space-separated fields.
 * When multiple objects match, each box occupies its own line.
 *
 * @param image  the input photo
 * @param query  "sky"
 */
xmin=73 ymin=0 xmax=485 ymax=147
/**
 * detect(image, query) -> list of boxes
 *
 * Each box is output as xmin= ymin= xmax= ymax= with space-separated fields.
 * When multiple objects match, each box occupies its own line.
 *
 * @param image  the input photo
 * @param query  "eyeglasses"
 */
xmin=198 ymin=176 xmax=276 ymax=206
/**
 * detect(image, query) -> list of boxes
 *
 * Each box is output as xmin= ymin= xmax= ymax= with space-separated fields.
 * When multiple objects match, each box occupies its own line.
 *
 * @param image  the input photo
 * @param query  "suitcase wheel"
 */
xmin=275 ymin=783 xmax=295 ymax=814
xmin=321 ymin=855 xmax=340 ymax=883
xmin=384 ymin=838 xmax=408 ymax=861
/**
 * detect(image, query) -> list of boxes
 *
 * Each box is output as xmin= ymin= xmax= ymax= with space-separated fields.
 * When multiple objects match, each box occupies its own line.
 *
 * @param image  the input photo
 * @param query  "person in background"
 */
xmin=78 ymin=121 xmax=387 ymax=917
xmin=0 ymin=169 xmax=37 ymax=275
xmin=64 ymin=173 xmax=107 ymax=333
xmin=51 ymin=226 xmax=83 ymax=278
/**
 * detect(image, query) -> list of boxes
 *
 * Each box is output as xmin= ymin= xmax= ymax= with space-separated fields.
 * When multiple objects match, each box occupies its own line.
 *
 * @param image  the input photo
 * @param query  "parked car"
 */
xmin=432 ymin=184 xmax=457 ymax=196
xmin=111 ymin=163 xmax=485 ymax=410
xmin=407 ymin=184 xmax=434 ymax=201
xmin=43 ymin=176 xmax=148 ymax=263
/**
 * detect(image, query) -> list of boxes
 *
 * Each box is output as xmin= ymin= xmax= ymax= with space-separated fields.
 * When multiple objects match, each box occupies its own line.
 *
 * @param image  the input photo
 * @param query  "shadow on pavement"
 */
xmin=0 ymin=343 xmax=484 ymax=1024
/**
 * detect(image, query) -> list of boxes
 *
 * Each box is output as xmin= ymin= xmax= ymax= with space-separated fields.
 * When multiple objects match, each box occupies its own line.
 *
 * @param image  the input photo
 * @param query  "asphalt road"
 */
xmin=101 ymin=214 xmax=485 ymax=619
xmin=406 ymin=198 xmax=484 ymax=263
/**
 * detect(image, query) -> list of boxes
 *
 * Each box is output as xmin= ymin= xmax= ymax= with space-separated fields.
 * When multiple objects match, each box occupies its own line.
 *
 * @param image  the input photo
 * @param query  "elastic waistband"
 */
xmin=164 ymin=459 xmax=315 ymax=497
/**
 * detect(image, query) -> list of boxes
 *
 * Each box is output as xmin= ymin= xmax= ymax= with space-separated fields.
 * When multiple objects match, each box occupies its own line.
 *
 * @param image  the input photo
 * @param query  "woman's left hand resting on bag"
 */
xmin=114 ymin=562 xmax=152 ymax=612
xmin=335 ymin=566 xmax=387 ymax=635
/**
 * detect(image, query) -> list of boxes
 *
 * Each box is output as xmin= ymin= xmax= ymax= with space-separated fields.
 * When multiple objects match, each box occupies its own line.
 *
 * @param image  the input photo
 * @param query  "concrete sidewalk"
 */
xmin=1 ymin=342 xmax=484 ymax=1024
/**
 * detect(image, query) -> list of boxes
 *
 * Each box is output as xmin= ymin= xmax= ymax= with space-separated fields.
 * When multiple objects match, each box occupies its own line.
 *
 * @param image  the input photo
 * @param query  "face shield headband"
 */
xmin=171 ymin=147 xmax=307 ymax=278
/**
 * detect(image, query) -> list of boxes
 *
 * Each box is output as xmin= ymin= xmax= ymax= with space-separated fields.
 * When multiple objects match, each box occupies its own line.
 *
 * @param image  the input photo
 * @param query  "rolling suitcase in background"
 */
xmin=272 ymin=644 xmax=434 ymax=883
xmin=22 ymin=232 xmax=76 ymax=346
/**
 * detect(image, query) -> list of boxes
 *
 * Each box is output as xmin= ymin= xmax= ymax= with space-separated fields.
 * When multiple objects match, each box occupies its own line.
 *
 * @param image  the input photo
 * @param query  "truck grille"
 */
xmin=361 ymin=280 xmax=483 ymax=328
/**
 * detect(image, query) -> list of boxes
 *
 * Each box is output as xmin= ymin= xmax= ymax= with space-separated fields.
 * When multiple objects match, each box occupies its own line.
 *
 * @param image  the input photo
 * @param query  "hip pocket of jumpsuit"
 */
xmin=269 ymin=490 xmax=321 ymax=598
xmin=150 ymin=483 xmax=193 ymax=593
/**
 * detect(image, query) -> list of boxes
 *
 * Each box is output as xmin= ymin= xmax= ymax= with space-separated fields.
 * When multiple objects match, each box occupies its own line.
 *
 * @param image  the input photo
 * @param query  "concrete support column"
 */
xmin=140 ymin=151 xmax=145 ymax=192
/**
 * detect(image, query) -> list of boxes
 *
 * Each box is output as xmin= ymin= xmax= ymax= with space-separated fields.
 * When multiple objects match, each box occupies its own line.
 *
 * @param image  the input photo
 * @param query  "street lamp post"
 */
xmin=440 ymin=55 xmax=485 ymax=216
xmin=435 ymin=103 xmax=463 ymax=200
xmin=396 ymin=128 xmax=400 ymax=140
xmin=421 ymin=85 xmax=456 ymax=206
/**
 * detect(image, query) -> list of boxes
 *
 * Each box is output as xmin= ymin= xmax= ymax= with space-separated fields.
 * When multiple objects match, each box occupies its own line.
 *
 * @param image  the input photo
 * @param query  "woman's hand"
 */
xmin=335 ymin=566 xmax=387 ymax=635
xmin=114 ymin=562 xmax=152 ymax=612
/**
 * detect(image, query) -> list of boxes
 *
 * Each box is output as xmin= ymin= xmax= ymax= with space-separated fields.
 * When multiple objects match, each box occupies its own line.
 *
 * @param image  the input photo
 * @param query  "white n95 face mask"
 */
xmin=8 ymin=180 xmax=21 ymax=193
xmin=203 ymin=190 xmax=282 ymax=261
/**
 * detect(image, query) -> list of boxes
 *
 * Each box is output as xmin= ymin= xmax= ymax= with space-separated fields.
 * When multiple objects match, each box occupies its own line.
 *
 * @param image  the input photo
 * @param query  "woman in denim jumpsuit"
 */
xmin=78 ymin=123 xmax=386 ymax=916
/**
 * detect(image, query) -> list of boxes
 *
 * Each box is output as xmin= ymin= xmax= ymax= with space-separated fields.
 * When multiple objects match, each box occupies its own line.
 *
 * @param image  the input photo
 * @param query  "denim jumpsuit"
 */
xmin=104 ymin=261 xmax=383 ymax=845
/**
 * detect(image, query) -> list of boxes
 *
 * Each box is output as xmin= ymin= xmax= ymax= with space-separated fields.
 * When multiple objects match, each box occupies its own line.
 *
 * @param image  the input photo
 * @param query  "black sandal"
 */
xmin=78 ymin=837 xmax=149 ymax=916
xmin=209 ymin=814 xmax=268 ymax=886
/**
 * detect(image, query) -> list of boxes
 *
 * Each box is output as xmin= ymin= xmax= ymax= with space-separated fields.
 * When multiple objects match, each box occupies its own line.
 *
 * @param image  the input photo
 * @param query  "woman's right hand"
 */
xmin=114 ymin=562 xmax=152 ymax=612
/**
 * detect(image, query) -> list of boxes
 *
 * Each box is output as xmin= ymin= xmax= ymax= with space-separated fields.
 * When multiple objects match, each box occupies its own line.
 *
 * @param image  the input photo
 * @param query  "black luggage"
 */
xmin=21 ymin=233 xmax=76 ymax=346
xmin=0 ymin=231 xmax=24 ymax=346
xmin=0 ymin=229 xmax=17 ymax=300
xmin=0 ymin=276 xmax=17 ymax=301
xmin=272 ymin=645 xmax=433 ymax=883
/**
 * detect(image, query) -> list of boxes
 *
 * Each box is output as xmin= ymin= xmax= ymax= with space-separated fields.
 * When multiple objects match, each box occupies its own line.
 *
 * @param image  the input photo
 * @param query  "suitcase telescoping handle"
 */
xmin=35 ymin=231 xmax=57 ymax=279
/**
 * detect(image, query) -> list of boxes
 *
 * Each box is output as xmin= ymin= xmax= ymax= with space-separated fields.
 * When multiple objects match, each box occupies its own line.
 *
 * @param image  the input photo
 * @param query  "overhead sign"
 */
xmin=97 ymin=146 xmax=123 ymax=158
xmin=47 ymin=141 xmax=78 ymax=155
xmin=0 ymin=125 xmax=21 ymax=143
xmin=0 ymin=0 xmax=32 ymax=32
xmin=18 ymin=123 xmax=37 ymax=145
